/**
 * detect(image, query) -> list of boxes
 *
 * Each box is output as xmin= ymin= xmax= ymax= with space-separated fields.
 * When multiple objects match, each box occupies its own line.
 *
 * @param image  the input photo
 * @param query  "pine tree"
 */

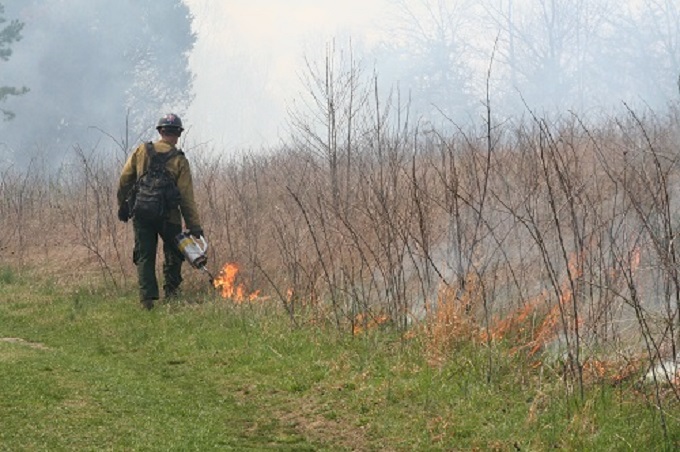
xmin=0 ymin=3 xmax=28 ymax=121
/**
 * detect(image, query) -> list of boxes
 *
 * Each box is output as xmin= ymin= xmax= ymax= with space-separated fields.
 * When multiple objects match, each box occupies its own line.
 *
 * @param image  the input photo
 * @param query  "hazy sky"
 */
xmin=183 ymin=0 xmax=391 ymax=151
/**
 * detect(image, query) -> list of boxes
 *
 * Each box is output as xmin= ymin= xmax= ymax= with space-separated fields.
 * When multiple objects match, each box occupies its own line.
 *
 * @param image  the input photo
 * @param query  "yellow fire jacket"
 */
xmin=117 ymin=139 xmax=202 ymax=229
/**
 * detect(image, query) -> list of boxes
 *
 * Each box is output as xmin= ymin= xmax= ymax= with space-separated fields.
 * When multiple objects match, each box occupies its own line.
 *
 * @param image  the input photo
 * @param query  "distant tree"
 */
xmin=376 ymin=0 xmax=478 ymax=124
xmin=1 ymin=0 xmax=195 ymax=158
xmin=0 ymin=2 xmax=28 ymax=120
xmin=481 ymin=0 xmax=617 ymax=114
xmin=610 ymin=0 xmax=680 ymax=106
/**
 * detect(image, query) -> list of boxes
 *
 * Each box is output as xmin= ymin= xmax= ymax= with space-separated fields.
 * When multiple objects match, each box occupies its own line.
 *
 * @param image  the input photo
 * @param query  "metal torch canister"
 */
xmin=176 ymin=232 xmax=208 ymax=269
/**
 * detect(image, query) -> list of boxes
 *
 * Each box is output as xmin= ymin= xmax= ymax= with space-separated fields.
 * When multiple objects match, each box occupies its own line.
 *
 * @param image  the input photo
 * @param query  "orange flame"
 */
xmin=353 ymin=312 xmax=389 ymax=335
xmin=212 ymin=262 xmax=260 ymax=303
xmin=480 ymin=248 xmax=586 ymax=356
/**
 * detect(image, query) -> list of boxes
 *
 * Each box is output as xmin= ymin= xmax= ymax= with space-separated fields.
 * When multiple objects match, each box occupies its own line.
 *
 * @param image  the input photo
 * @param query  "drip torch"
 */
xmin=175 ymin=231 xmax=215 ymax=282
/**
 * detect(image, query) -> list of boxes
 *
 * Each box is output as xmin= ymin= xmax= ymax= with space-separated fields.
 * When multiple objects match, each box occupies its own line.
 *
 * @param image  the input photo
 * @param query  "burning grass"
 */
xmin=203 ymin=255 xmax=673 ymax=396
xmin=211 ymin=262 xmax=261 ymax=303
xmin=416 ymin=270 xmax=668 ymax=393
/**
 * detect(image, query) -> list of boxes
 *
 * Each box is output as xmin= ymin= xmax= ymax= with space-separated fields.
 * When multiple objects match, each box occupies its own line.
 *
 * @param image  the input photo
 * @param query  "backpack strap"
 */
xmin=144 ymin=141 xmax=157 ymax=159
xmin=165 ymin=148 xmax=179 ymax=160
xmin=145 ymin=142 xmax=179 ymax=170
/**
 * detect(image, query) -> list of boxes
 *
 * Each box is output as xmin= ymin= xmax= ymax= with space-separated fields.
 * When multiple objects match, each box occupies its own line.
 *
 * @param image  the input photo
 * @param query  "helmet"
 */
xmin=156 ymin=113 xmax=184 ymax=132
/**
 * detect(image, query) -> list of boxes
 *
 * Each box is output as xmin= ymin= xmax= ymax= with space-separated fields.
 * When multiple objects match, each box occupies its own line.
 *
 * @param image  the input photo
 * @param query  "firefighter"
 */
xmin=117 ymin=113 xmax=204 ymax=309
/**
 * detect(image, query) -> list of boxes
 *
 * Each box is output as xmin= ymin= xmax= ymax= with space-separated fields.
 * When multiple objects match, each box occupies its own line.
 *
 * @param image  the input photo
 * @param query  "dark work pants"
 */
xmin=133 ymin=219 xmax=183 ymax=301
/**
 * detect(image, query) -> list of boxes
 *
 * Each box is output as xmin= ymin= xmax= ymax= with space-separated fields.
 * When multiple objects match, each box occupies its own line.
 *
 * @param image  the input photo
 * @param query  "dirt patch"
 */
xmin=278 ymin=398 xmax=375 ymax=451
xmin=0 ymin=337 xmax=51 ymax=350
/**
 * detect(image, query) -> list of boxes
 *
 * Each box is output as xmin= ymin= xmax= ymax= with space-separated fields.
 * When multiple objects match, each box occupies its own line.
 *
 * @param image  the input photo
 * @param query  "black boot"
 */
xmin=164 ymin=286 xmax=181 ymax=301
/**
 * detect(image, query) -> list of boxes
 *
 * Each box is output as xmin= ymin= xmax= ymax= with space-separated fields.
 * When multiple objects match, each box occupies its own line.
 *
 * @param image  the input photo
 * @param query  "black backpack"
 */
xmin=130 ymin=142 xmax=182 ymax=222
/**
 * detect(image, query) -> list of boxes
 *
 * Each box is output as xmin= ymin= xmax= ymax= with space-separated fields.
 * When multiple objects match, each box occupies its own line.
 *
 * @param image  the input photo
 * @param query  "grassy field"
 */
xmin=0 ymin=267 xmax=678 ymax=451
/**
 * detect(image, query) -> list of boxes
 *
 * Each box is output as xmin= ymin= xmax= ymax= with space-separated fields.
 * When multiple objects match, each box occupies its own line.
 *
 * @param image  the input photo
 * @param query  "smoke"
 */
xmin=184 ymin=0 xmax=680 ymax=153
xmin=0 ymin=0 xmax=194 ymax=168
xmin=1 ymin=0 xmax=678 ymax=168
xmin=182 ymin=0 xmax=392 ymax=151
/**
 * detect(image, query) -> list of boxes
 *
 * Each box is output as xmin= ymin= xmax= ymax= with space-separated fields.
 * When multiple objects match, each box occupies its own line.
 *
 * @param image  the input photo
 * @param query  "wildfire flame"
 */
xmin=480 ymin=248 xmax=588 ymax=356
xmin=353 ymin=312 xmax=389 ymax=335
xmin=212 ymin=262 xmax=260 ymax=303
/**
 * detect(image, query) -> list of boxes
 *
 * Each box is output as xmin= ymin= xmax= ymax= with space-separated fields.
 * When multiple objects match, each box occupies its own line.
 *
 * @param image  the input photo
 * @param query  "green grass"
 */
xmin=0 ymin=265 xmax=15 ymax=285
xmin=0 ymin=273 xmax=678 ymax=451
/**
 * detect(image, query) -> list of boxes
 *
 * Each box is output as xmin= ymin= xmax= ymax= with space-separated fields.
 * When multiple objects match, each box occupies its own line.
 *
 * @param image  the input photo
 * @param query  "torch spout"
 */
xmin=201 ymin=266 xmax=215 ymax=284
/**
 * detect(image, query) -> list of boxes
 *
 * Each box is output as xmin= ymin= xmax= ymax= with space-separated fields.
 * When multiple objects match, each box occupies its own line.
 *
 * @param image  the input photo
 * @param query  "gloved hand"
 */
xmin=189 ymin=227 xmax=204 ymax=238
xmin=117 ymin=203 xmax=130 ymax=222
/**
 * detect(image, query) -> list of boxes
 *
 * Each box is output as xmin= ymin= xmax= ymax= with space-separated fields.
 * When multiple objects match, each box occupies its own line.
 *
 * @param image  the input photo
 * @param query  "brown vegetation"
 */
xmin=3 ymin=63 xmax=680 ymax=438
